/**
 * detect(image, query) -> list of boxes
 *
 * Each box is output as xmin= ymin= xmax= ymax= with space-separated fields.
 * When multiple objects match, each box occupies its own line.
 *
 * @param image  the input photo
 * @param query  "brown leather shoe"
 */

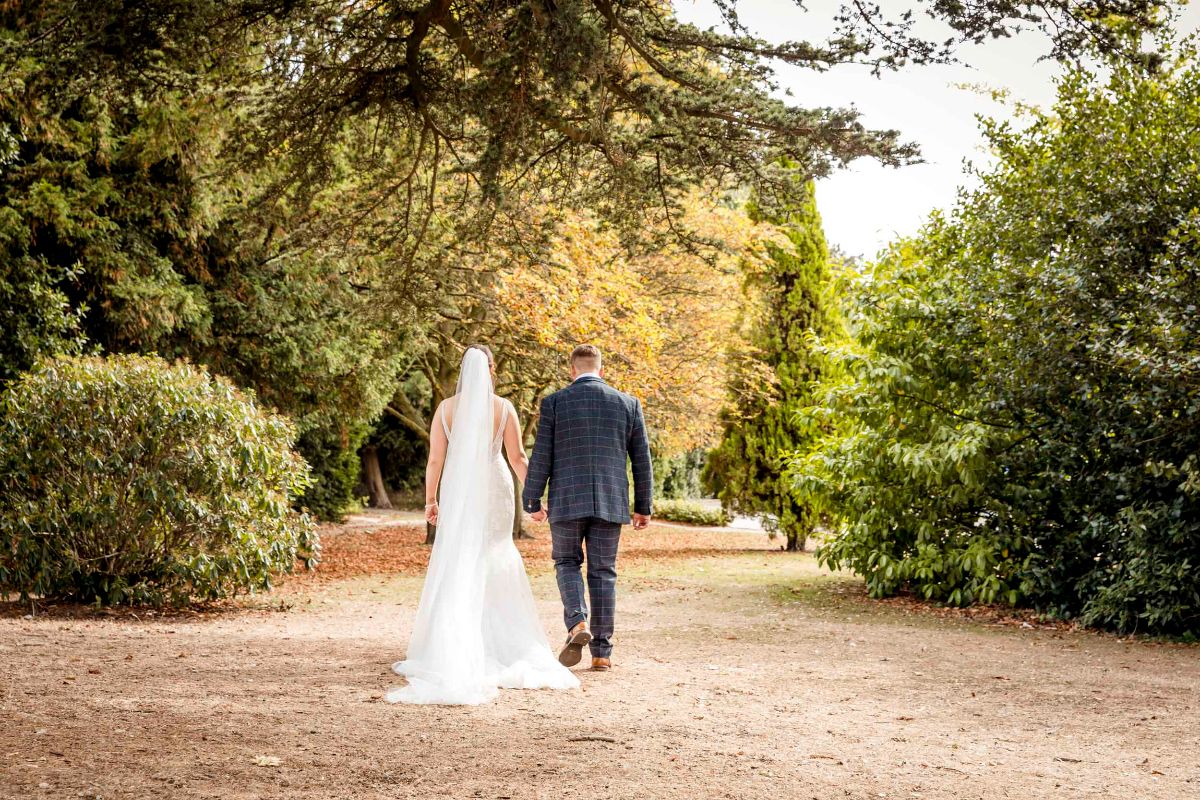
xmin=558 ymin=622 xmax=592 ymax=667
xmin=591 ymin=657 xmax=611 ymax=672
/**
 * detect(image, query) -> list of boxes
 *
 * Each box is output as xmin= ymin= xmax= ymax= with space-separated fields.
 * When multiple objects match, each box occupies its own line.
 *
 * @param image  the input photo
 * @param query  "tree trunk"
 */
xmin=785 ymin=531 xmax=806 ymax=552
xmin=424 ymin=521 xmax=436 ymax=545
xmin=361 ymin=446 xmax=393 ymax=509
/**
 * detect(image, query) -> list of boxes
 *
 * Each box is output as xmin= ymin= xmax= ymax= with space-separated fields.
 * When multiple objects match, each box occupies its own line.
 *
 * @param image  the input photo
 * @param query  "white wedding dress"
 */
xmin=386 ymin=350 xmax=579 ymax=705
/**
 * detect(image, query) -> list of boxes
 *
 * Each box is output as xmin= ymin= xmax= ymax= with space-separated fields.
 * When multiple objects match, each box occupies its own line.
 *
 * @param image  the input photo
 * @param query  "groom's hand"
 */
xmin=529 ymin=509 xmax=548 ymax=523
xmin=632 ymin=513 xmax=651 ymax=531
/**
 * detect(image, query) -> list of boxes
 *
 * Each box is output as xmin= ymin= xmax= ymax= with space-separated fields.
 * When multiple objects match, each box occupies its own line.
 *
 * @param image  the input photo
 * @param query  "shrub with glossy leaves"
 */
xmin=0 ymin=354 xmax=318 ymax=605
xmin=796 ymin=52 xmax=1200 ymax=637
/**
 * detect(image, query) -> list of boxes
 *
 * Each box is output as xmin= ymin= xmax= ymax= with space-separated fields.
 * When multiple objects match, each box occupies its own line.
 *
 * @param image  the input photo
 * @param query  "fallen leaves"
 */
xmin=872 ymin=594 xmax=1077 ymax=631
xmin=291 ymin=521 xmax=773 ymax=583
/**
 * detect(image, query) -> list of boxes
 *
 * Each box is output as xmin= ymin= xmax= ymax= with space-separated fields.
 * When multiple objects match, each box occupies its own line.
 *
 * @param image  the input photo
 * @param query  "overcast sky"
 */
xmin=676 ymin=1 xmax=1200 ymax=259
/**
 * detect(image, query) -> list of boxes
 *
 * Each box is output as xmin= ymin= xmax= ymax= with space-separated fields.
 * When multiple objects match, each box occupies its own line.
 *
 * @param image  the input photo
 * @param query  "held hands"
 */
xmin=424 ymin=501 xmax=439 ymax=526
xmin=526 ymin=507 xmax=646 ymax=527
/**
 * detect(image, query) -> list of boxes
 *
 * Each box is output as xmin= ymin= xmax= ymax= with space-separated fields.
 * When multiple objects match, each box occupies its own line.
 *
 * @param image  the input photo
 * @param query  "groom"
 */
xmin=523 ymin=344 xmax=653 ymax=672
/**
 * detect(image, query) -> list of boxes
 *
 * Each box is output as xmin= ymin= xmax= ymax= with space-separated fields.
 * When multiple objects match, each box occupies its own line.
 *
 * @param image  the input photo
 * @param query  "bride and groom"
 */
xmin=385 ymin=344 xmax=654 ymax=705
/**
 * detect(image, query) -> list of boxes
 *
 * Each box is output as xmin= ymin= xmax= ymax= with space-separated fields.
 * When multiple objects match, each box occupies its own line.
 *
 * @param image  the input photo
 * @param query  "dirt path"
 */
xmin=2 ymin=524 xmax=1197 ymax=799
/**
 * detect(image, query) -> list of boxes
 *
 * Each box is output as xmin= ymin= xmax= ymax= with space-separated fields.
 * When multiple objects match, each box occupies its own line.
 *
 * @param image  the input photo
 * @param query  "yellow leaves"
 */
xmin=492 ymin=193 xmax=769 ymax=453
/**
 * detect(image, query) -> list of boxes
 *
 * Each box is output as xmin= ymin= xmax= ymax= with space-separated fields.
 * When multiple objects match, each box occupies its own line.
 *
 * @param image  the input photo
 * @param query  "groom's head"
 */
xmin=569 ymin=344 xmax=602 ymax=380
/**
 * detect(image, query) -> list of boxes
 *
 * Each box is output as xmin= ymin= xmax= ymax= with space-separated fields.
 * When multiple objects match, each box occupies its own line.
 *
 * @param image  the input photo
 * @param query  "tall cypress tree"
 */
xmin=705 ymin=174 xmax=836 ymax=551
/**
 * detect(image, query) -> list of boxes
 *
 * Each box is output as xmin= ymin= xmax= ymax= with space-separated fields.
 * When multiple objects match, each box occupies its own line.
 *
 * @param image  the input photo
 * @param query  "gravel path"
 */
xmin=2 ymin=525 xmax=1196 ymax=799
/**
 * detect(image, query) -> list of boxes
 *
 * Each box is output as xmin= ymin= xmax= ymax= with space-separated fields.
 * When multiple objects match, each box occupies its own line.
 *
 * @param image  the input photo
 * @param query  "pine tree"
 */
xmin=705 ymin=174 xmax=836 ymax=551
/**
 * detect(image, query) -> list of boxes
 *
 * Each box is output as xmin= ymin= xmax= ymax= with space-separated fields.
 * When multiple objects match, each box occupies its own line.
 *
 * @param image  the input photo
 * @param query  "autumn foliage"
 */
xmin=492 ymin=196 xmax=765 ymax=454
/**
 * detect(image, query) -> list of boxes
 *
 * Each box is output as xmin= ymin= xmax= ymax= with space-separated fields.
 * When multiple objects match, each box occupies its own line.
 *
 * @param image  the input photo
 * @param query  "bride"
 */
xmin=385 ymin=345 xmax=580 ymax=704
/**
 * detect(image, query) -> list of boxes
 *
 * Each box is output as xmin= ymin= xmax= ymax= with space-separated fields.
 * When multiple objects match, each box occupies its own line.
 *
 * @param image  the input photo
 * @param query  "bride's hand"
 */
xmin=424 ymin=501 xmax=439 ymax=526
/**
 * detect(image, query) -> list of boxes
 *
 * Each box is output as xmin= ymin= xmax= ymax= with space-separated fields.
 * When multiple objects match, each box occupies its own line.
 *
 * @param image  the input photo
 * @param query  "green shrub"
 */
xmin=0 ymin=354 xmax=318 ymax=606
xmin=652 ymin=449 xmax=708 ymax=500
xmin=296 ymin=421 xmax=369 ymax=522
xmin=653 ymin=499 xmax=732 ymax=528
xmin=795 ymin=56 xmax=1200 ymax=636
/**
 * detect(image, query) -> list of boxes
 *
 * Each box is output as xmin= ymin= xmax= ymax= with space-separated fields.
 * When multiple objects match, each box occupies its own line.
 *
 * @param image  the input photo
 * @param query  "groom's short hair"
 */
xmin=571 ymin=344 xmax=602 ymax=372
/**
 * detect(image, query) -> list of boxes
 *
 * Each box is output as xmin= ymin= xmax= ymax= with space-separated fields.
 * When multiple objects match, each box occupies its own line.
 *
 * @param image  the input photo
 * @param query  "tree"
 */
xmin=795 ymin=43 xmax=1200 ymax=636
xmin=2 ymin=0 xmax=1173 ymax=527
xmin=490 ymin=197 xmax=759 ymax=450
xmin=370 ymin=194 xmax=760 ymax=539
xmin=705 ymin=173 xmax=838 ymax=551
xmin=365 ymin=197 xmax=757 ymax=432
xmin=8 ymin=1 xmax=1167 ymax=284
xmin=0 ymin=9 xmax=411 ymax=519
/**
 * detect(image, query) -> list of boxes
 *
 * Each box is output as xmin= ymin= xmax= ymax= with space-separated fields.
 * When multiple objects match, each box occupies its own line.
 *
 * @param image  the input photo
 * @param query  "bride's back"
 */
xmin=441 ymin=394 xmax=507 ymax=442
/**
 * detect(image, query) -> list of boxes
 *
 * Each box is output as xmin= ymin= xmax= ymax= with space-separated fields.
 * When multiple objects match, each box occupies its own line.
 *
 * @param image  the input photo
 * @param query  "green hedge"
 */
xmin=0 ymin=354 xmax=318 ymax=606
xmin=653 ymin=499 xmax=732 ymax=528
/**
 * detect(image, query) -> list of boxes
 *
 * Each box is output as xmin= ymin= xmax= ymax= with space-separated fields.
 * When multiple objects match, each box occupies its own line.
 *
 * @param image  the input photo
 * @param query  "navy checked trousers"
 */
xmin=551 ymin=517 xmax=621 ymax=658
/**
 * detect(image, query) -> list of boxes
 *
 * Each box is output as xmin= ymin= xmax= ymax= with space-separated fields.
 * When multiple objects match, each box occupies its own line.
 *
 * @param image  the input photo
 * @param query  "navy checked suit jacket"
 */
xmin=523 ymin=376 xmax=653 ymax=524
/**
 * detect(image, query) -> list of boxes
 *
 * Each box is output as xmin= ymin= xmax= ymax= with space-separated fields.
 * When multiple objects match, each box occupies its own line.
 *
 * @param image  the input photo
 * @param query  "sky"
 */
xmin=675 ymin=1 xmax=1200 ymax=259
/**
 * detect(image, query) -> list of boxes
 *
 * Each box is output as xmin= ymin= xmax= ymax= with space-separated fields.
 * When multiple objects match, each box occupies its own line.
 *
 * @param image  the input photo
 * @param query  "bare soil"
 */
xmin=2 ymin=518 xmax=1197 ymax=799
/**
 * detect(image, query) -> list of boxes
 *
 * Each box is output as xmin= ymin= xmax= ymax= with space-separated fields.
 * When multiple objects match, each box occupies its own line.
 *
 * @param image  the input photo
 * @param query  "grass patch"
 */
xmin=767 ymin=574 xmax=867 ymax=610
xmin=620 ymin=549 xmax=824 ymax=585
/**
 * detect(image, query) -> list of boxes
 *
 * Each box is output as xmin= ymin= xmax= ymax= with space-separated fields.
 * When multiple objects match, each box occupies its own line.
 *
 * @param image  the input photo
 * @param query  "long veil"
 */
xmin=386 ymin=348 xmax=497 ymax=704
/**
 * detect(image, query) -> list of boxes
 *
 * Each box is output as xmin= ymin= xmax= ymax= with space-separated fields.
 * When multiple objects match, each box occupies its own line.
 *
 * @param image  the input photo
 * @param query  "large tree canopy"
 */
xmin=0 ymin=5 xmax=412 ymax=518
xmin=5 ymin=1 xmax=1172 ymax=270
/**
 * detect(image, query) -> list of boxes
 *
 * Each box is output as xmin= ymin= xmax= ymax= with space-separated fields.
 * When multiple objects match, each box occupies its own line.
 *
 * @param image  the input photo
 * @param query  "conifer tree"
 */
xmin=705 ymin=174 xmax=836 ymax=551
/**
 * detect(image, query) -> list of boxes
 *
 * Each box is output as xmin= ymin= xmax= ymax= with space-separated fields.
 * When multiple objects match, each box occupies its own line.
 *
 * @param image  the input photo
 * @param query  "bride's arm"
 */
xmin=424 ymin=402 xmax=449 ymax=525
xmin=502 ymin=401 xmax=529 ymax=485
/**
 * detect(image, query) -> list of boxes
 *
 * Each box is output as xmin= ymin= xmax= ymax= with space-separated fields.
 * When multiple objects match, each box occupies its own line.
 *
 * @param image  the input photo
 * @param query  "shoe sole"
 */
xmin=558 ymin=629 xmax=592 ymax=667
